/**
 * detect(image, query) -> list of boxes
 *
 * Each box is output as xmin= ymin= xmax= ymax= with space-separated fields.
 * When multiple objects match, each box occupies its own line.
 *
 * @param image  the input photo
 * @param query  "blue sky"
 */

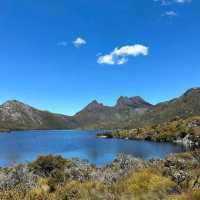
xmin=0 ymin=0 xmax=199 ymax=115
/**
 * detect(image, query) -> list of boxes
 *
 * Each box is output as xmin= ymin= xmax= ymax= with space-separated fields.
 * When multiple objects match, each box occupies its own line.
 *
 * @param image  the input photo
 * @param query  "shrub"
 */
xmin=28 ymin=155 xmax=73 ymax=191
xmin=0 ymin=165 xmax=37 ymax=191
xmin=29 ymin=155 xmax=70 ymax=177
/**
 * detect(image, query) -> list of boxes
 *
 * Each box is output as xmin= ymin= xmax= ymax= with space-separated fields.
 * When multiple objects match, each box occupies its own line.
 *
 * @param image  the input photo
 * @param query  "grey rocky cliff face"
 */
xmin=115 ymin=96 xmax=153 ymax=109
xmin=0 ymin=100 xmax=43 ymax=125
xmin=83 ymin=100 xmax=107 ymax=111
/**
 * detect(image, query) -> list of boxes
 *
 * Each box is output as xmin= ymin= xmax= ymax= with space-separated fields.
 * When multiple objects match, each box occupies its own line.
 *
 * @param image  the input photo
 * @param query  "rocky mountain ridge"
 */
xmin=0 ymin=87 xmax=200 ymax=130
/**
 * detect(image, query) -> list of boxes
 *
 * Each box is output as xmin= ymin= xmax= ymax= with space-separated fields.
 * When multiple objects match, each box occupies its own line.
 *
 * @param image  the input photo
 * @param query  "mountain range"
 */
xmin=0 ymin=87 xmax=200 ymax=131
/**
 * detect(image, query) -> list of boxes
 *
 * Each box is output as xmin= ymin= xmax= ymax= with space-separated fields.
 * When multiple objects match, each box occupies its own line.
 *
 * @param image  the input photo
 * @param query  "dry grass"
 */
xmin=111 ymin=168 xmax=176 ymax=200
xmin=168 ymin=190 xmax=200 ymax=200
xmin=0 ymin=154 xmax=199 ymax=200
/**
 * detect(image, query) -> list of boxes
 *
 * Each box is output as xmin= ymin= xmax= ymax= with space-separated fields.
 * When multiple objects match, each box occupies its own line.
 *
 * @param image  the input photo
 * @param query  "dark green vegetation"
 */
xmin=0 ymin=151 xmax=199 ymax=200
xmin=98 ymin=116 xmax=200 ymax=147
xmin=1 ymin=87 xmax=200 ymax=131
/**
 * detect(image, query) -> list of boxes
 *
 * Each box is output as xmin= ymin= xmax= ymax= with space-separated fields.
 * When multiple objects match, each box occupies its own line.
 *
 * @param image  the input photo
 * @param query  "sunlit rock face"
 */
xmin=0 ymin=100 xmax=73 ymax=130
xmin=115 ymin=96 xmax=152 ymax=109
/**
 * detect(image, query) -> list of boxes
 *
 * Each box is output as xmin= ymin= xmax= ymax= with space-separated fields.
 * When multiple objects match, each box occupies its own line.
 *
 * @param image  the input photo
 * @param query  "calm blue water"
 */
xmin=0 ymin=130 xmax=186 ymax=166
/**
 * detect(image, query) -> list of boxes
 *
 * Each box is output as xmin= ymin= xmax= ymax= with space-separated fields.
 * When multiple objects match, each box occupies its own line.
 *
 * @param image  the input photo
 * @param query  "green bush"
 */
xmin=29 ymin=155 xmax=74 ymax=191
xmin=29 ymin=155 xmax=69 ymax=177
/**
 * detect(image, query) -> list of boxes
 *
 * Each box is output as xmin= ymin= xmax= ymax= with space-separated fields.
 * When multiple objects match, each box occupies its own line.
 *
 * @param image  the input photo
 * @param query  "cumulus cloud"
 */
xmin=57 ymin=41 xmax=67 ymax=47
xmin=163 ymin=10 xmax=178 ymax=17
xmin=73 ymin=37 xmax=87 ymax=48
xmin=98 ymin=54 xmax=114 ymax=65
xmin=97 ymin=44 xmax=149 ymax=65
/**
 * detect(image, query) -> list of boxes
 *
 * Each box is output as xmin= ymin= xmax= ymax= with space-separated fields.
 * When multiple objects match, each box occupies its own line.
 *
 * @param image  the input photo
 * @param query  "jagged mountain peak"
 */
xmin=89 ymin=100 xmax=101 ymax=105
xmin=84 ymin=100 xmax=106 ymax=111
xmin=1 ymin=87 xmax=200 ymax=130
xmin=116 ymin=96 xmax=152 ymax=109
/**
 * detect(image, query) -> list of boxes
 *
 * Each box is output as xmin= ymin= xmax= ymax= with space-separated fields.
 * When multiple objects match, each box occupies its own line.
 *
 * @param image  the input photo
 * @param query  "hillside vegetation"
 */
xmin=98 ymin=116 xmax=200 ymax=147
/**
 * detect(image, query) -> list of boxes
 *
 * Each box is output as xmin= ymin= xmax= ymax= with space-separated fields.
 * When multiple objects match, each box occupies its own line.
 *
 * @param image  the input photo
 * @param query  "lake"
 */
xmin=0 ymin=130 xmax=186 ymax=166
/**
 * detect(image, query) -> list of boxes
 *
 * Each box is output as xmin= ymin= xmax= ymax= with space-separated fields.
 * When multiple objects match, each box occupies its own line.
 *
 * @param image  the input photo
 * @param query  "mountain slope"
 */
xmin=0 ymin=100 xmax=76 ymax=130
xmin=74 ymin=97 xmax=153 ymax=129
xmin=1 ymin=87 xmax=200 ymax=131
xmin=137 ymin=87 xmax=200 ymax=127
xmin=74 ymin=87 xmax=200 ymax=129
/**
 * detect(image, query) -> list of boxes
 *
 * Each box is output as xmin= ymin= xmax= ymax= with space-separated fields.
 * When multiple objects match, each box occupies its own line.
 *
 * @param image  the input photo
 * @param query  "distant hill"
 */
xmin=1 ymin=87 xmax=200 ymax=131
xmin=0 ymin=100 xmax=76 ymax=130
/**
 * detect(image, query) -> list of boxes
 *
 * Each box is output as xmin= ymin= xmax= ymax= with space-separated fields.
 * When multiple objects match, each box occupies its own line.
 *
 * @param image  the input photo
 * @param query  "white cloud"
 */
xmin=117 ymin=57 xmax=128 ymax=65
xmin=163 ymin=10 xmax=178 ymax=17
xmin=57 ymin=41 xmax=67 ymax=47
xmin=73 ymin=37 xmax=87 ymax=48
xmin=113 ymin=45 xmax=149 ymax=57
xmin=97 ymin=44 xmax=149 ymax=65
xmin=98 ymin=54 xmax=114 ymax=65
